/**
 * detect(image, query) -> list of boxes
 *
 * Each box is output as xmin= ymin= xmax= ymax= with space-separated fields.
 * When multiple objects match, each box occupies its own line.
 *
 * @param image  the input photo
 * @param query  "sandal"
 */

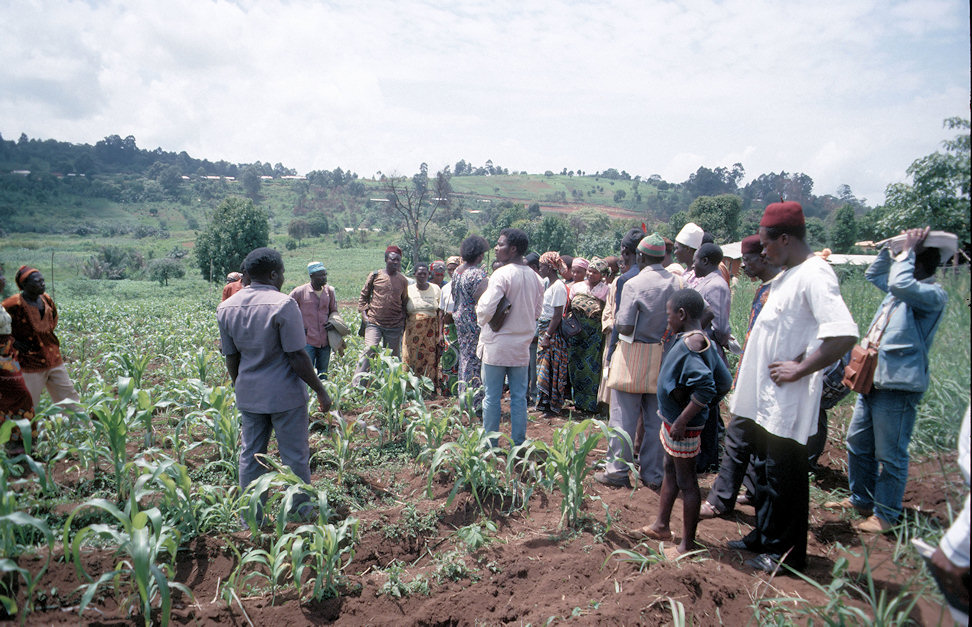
xmin=699 ymin=501 xmax=720 ymax=520
xmin=637 ymin=525 xmax=672 ymax=541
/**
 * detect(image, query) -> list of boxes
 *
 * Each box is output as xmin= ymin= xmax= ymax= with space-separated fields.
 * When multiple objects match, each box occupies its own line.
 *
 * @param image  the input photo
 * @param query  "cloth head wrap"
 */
xmin=637 ymin=233 xmax=666 ymax=257
xmin=446 ymin=255 xmax=461 ymax=267
xmin=620 ymin=228 xmax=646 ymax=252
xmin=571 ymin=257 xmax=589 ymax=271
xmin=760 ymin=202 xmax=805 ymax=229
xmin=15 ymin=266 xmax=39 ymax=289
xmin=675 ymin=223 xmax=704 ymax=250
xmin=539 ymin=251 xmax=568 ymax=275
xmin=741 ymin=235 xmax=763 ymax=255
xmin=589 ymin=258 xmax=609 ymax=274
xmin=307 ymin=261 xmax=326 ymax=275
xmin=385 ymin=245 xmax=403 ymax=256
xmin=431 ymin=260 xmax=446 ymax=273
xmin=227 ymin=272 xmax=243 ymax=281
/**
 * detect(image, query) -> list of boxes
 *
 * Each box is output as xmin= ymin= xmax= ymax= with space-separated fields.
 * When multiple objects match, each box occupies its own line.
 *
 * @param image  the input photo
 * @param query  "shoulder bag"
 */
xmin=604 ymin=311 xmax=662 ymax=393
xmin=358 ymin=271 xmax=378 ymax=336
xmin=842 ymin=300 xmax=892 ymax=395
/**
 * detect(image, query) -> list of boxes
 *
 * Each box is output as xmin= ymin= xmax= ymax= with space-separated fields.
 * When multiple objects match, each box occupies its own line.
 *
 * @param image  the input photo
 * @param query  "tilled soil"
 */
xmin=12 ymin=402 xmax=964 ymax=626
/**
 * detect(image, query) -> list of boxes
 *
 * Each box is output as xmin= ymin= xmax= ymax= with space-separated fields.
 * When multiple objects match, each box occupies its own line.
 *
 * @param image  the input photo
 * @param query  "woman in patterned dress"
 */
xmin=452 ymin=236 xmax=490 ymax=418
xmin=402 ymin=262 xmax=441 ymax=389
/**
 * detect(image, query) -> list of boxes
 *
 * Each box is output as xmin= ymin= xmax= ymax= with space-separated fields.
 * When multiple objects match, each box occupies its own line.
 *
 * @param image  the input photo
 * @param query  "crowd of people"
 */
xmin=0 ymin=201 xmax=967 ymax=609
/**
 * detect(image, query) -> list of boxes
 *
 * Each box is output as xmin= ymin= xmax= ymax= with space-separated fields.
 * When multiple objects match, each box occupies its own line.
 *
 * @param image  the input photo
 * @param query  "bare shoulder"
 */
xmin=684 ymin=332 xmax=708 ymax=353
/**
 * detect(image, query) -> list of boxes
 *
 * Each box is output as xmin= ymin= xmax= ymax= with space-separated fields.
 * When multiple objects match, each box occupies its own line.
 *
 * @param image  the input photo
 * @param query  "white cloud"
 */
xmin=0 ymin=0 xmax=968 ymax=204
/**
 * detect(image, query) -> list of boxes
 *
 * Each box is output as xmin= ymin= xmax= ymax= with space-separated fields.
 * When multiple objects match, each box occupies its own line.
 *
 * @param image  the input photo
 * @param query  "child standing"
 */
xmin=643 ymin=289 xmax=732 ymax=555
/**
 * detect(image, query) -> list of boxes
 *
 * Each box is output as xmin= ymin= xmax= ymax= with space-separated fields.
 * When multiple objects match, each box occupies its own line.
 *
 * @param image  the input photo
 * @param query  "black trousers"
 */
xmin=705 ymin=414 xmax=759 ymax=513
xmin=742 ymin=422 xmax=808 ymax=570
xmin=805 ymin=407 xmax=828 ymax=468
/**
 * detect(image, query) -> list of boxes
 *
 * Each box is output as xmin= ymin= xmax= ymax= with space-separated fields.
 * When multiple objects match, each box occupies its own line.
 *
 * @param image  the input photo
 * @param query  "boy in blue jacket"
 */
xmin=641 ymin=289 xmax=732 ymax=556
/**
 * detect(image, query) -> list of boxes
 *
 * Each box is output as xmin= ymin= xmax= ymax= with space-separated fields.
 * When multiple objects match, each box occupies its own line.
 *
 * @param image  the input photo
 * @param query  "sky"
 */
xmin=1 ymin=0 xmax=969 ymax=205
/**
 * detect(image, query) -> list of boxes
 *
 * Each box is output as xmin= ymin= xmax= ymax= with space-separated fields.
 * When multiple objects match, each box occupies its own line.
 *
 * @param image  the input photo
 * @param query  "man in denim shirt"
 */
xmin=836 ymin=227 xmax=949 ymax=533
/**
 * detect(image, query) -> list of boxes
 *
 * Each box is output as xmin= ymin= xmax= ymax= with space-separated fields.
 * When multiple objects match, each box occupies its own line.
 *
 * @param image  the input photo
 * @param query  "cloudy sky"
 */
xmin=2 ymin=0 xmax=968 ymax=204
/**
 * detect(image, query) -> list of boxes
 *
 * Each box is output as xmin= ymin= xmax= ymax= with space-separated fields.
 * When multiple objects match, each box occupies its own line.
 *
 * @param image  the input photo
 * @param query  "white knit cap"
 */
xmin=675 ymin=222 xmax=704 ymax=250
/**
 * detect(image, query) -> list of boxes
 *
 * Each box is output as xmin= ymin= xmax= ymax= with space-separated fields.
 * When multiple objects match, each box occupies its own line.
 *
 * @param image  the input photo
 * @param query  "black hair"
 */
xmin=639 ymin=251 xmax=665 ymax=265
xmin=668 ymin=288 xmax=705 ymax=320
xmin=414 ymin=261 xmax=430 ymax=272
xmin=561 ymin=255 xmax=574 ymax=269
xmin=242 ymin=247 xmax=283 ymax=279
xmin=916 ymin=247 xmax=941 ymax=274
xmin=621 ymin=228 xmax=646 ymax=253
xmin=500 ymin=228 xmax=529 ymax=256
xmin=697 ymin=243 xmax=724 ymax=265
xmin=702 ymin=231 xmax=715 ymax=245
xmin=524 ymin=251 xmax=541 ymax=267
xmin=763 ymin=224 xmax=806 ymax=241
xmin=459 ymin=235 xmax=490 ymax=263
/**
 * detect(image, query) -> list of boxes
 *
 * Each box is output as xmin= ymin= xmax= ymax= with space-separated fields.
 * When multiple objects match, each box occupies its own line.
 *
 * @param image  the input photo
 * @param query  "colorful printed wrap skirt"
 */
xmin=0 ymin=350 xmax=36 ymax=445
xmin=659 ymin=417 xmax=703 ymax=458
xmin=537 ymin=319 xmax=569 ymax=413
xmin=402 ymin=313 xmax=440 ymax=385
xmin=439 ymin=323 xmax=459 ymax=396
xmin=567 ymin=295 xmax=605 ymax=413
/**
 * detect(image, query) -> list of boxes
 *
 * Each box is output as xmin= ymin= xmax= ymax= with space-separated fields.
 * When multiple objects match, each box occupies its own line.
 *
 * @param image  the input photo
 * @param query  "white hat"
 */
xmin=675 ymin=222 xmax=704 ymax=250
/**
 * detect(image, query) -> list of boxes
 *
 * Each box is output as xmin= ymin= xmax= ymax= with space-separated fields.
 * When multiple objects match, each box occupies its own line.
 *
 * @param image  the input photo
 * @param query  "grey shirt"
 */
xmin=217 ymin=284 xmax=309 ymax=413
xmin=695 ymin=271 xmax=732 ymax=346
xmin=615 ymin=264 xmax=681 ymax=344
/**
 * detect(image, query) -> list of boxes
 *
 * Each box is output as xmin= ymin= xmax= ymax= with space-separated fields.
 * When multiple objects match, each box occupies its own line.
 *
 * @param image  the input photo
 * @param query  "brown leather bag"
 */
xmin=842 ymin=300 xmax=891 ymax=395
xmin=842 ymin=344 xmax=878 ymax=394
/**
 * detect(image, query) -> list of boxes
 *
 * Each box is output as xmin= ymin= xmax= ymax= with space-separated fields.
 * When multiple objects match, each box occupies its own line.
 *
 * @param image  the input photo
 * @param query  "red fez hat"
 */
xmin=741 ymin=235 xmax=763 ymax=255
xmin=385 ymin=245 xmax=402 ymax=256
xmin=760 ymin=201 xmax=805 ymax=229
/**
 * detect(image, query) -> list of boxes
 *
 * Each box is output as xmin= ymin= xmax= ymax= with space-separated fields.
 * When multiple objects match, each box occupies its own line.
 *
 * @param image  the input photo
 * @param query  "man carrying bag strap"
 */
xmin=596 ymin=234 xmax=680 ymax=490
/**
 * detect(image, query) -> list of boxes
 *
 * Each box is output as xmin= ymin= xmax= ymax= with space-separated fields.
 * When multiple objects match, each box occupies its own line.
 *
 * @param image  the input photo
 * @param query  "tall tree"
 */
xmin=877 ymin=117 xmax=970 ymax=245
xmin=830 ymin=205 xmax=858 ymax=253
xmin=686 ymin=194 xmax=742 ymax=242
xmin=194 ymin=197 xmax=270 ymax=281
xmin=384 ymin=167 xmax=451 ymax=268
xmin=240 ymin=166 xmax=262 ymax=199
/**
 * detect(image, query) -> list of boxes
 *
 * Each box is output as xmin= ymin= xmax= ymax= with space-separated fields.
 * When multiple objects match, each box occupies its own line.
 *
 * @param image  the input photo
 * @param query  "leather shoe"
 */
xmin=737 ymin=492 xmax=753 ymax=506
xmin=727 ymin=539 xmax=752 ymax=551
xmin=856 ymin=515 xmax=892 ymax=534
xmin=745 ymin=553 xmax=784 ymax=573
xmin=593 ymin=470 xmax=631 ymax=488
xmin=823 ymin=497 xmax=873 ymax=517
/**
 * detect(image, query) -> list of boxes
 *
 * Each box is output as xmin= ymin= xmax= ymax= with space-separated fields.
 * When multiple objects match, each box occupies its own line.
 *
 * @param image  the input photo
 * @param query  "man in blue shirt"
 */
xmin=831 ymin=227 xmax=949 ymax=533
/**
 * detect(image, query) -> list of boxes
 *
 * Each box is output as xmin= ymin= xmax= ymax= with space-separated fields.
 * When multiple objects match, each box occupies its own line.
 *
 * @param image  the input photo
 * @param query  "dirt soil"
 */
xmin=13 ymin=402 xmax=964 ymax=626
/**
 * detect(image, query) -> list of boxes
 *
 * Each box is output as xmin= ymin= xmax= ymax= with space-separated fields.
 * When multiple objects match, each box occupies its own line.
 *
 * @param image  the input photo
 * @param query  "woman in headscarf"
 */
xmin=438 ymin=256 xmax=462 ymax=396
xmin=536 ymin=252 xmax=570 ymax=417
xmin=0 ymin=264 xmax=35 ymax=454
xmin=567 ymin=257 xmax=609 ymax=413
xmin=597 ymin=256 xmax=624 ymax=407
xmin=402 ymin=262 xmax=441 ymax=390
xmin=452 ymin=237 xmax=490 ymax=418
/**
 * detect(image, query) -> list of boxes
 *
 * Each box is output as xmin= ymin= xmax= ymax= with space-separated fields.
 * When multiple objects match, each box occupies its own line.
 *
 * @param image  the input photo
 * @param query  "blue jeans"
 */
xmin=846 ymin=388 xmax=923 ymax=523
xmin=304 ymin=345 xmax=331 ymax=379
xmin=482 ymin=363 xmax=528 ymax=446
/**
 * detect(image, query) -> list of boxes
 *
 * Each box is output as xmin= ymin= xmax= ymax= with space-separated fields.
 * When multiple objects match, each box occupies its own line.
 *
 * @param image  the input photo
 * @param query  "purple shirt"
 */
xmin=289 ymin=283 xmax=337 ymax=348
xmin=217 ymin=284 xmax=308 ymax=413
